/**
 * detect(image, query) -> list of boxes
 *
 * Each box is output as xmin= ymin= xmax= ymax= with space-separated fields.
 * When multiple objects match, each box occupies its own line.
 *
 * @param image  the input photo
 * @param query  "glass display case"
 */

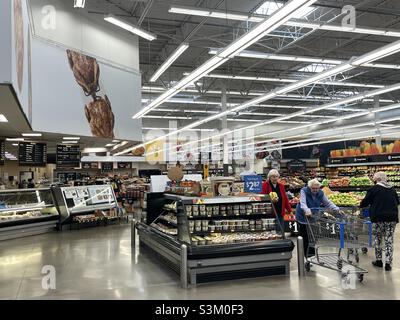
xmin=137 ymin=193 xmax=294 ymax=285
xmin=0 ymin=188 xmax=59 ymax=240
xmin=52 ymin=185 xmax=127 ymax=229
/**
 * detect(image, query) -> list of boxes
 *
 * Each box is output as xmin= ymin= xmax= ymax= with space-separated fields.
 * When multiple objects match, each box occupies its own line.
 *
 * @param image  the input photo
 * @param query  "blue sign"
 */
xmin=243 ymin=175 xmax=263 ymax=193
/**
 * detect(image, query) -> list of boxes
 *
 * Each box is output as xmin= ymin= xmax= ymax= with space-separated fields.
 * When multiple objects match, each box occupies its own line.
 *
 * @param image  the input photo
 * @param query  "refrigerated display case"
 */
xmin=136 ymin=193 xmax=294 ymax=285
xmin=51 ymin=184 xmax=125 ymax=229
xmin=0 ymin=188 xmax=59 ymax=240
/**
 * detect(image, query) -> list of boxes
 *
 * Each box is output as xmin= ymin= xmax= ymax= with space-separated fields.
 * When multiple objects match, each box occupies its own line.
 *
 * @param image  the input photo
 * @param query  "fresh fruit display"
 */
xmin=327 ymin=192 xmax=360 ymax=206
xmin=349 ymin=176 xmax=373 ymax=186
xmin=322 ymin=179 xmax=330 ymax=187
xmin=322 ymin=186 xmax=333 ymax=195
xmin=280 ymin=177 xmax=304 ymax=189
xmin=330 ymin=140 xmax=400 ymax=157
xmin=329 ymin=177 xmax=350 ymax=187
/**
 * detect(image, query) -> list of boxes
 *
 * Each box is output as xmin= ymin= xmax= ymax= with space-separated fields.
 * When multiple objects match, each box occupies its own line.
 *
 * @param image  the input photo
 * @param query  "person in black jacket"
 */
xmin=360 ymin=172 xmax=399 ymax=271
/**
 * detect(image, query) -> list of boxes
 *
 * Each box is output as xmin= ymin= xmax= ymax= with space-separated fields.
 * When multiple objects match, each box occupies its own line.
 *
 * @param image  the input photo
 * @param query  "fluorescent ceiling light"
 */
xmin=62 ymin=141 xmax=78 ymax=144
xmin=134 ymin=0 xmax=318 ymax=118
xmin=83 ymin=148 xmax=107 ymax=153
xmin=104 ymin=14 xmax=157 ymax=41
xmin=112 ymin=140 xmax=120 ymax=143
xmin=202 ymin=72 xmax=384 ymax=88
xmin=74 ymin=0 xmax=85 ymax=8
xmin=150 ymin=43 xmax=189 ymax=82
xmin=169 ymin=5 xmax=400 ymax=38
xmin=142 ymin=127 xmax=215 ymax=132
xmin=143 ymin=115 xmax=193 ymax=120
xmin=255 ymin=1 xmax=315 ymax=19
xmin=209 ymin=49 xmax=400 ymax=70
xmin=12 ymin=143 xmax=18 ymax=146
xmin=63 ymin=137 xmax=81 ymax=140
xmin=106 ymin=144 xmax=115 ymax=147
xmin=0 ymin=114 xmax=8 ymax=122
xmin=22 ymin=133 xmax=42 ymax=137
xmin=6 ymin=138 xmax=24 ymax=141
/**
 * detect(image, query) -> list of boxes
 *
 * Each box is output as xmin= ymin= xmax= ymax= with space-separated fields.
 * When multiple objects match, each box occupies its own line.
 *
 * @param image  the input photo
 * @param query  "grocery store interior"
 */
xmin=2 ymin=0 xmax=400 ymax=300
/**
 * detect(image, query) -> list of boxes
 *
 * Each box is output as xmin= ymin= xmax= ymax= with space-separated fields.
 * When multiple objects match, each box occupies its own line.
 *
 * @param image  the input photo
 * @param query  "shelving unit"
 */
xmin=137 ymin=192 xmax=294 ymax=285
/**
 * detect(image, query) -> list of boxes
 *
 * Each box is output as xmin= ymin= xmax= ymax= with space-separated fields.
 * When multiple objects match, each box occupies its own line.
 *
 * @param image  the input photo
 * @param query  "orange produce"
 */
xmin=393 ymin=140 xmax=400 ymax=153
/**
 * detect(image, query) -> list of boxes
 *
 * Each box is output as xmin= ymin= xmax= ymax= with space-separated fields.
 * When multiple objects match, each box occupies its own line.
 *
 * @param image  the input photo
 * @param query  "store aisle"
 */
xmin=1 ymin=224 xmax=400 ymax=300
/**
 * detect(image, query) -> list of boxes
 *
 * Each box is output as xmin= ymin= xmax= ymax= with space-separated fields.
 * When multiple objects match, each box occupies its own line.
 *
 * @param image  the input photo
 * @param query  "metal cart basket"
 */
xmin=305 ymin=209 xmax=373 ymax=282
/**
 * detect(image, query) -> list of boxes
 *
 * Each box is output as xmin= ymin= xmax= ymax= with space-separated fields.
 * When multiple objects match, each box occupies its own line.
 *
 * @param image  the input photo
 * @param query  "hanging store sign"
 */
xmin=56 ymin=144 xmax=81 ymax=168
xmin=101 ymin=162 xmax=114 ymax=172
xmin=82 ymin=162 xmax=99 ymax=169
xmin=287 ymin=159 xmax=306 ymax=172
xmin=18 ymin=142 xmax=47 ymax=166
xmin=117 ymin=162 xmax=132 ymax=169
xmin=328 ymin=153 xmax=400 ymax=165
xmin=243 ymin=175 xmax=263 ymax=194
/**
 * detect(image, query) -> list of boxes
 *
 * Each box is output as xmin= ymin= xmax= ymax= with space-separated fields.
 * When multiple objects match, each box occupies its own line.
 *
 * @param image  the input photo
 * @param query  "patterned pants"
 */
xmin=374 ymin=222 xmax=397 ymax=265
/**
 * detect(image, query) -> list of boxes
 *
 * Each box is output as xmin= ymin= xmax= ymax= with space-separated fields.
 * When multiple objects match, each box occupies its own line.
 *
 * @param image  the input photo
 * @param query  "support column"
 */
xmin=374 ymin=96 xmax=382 ymax=146
xmin=221 ymin=83 xmax=229 ymax=164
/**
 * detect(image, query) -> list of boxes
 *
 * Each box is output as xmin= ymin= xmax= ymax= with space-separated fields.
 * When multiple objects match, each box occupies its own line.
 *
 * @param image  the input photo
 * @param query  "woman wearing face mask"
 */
xmin=295 ymin=178 xmax=340 ymax=257
xmin=360 ymin=172 xmax=399 ymax=271
xmin=262 ymin=169 xmax=291 ymax=232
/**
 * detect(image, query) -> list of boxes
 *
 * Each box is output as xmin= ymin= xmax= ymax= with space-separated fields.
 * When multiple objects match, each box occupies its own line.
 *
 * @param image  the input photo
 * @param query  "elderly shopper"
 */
xmin=295 ymin=179 xmax=340 ymax=257
xmin=360 ymin=172 xmax=399 ymax=271
xmin=262 ymin=169 xmax=291 ymax=231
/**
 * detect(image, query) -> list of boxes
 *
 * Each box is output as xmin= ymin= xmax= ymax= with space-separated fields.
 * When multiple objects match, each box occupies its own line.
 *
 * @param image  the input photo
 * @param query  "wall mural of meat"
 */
xmin=14 ymin=0 xmax=24 ymax=92
xmin=67 ymin=49 xmax=115 ymax=138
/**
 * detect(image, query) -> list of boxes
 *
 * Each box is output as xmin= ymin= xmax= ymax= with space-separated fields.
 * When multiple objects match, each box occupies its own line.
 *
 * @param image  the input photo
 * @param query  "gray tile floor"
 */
xmin=1 ymin=223 xmax=400 ymax=300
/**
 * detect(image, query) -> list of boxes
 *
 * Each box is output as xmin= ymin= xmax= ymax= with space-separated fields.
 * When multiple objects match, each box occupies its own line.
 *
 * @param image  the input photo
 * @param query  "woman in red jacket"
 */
xmin=262 ymin=169 xmax=292 ymax=232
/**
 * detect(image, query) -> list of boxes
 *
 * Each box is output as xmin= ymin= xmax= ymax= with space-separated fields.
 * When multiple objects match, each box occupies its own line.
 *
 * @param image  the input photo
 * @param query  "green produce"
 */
xmin=322 ymin=179 xmax=330 ymax=187
xmin=327 ymin=192 xmax=360 ymax=206
xmin=349 ymin=176 xmax=372 ymax=186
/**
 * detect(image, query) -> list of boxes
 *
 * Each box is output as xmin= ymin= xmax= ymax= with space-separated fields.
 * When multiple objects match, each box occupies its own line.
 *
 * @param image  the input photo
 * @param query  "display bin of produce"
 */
xmin=136 ymin=192 xmax=294 ymax=285
xmin=0 ymin=188 xmax=60 ymax=241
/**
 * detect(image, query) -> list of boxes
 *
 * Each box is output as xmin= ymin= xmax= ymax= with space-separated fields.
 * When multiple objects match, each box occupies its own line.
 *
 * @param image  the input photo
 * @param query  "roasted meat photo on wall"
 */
xmin=14 ymin=0 xmax=24 ymax=92
xmin=67 ymin=49 xmax=115 ymax=139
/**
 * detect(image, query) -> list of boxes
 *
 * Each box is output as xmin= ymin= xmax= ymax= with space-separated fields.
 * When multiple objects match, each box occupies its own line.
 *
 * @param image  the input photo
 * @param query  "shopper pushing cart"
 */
xmin=295 ymin=179 xmax=341 ymax=257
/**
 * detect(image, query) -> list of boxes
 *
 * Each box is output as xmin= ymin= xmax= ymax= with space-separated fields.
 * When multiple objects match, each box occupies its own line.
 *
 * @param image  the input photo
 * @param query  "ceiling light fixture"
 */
xmin=6 ymin=138 xmax=24 ymax=142
xmin=73 ymin=0 xmax=85 ymax=8
xmin=208 ymin=49 xmax=400 ymax=70
xmin=104 ymin=14 xmax=157 ymax=41
xmin=21 ymin=133 xmax=42 ymax=137
xmin=134 ymin=0 xmax=318 ymax=119
xmin=150 ymin=43 xmax=189 ymax=82
xmin=169 ymin=5 xmax=400 ymax=38
xmin=0 ymin=114 xmax=8 ymax=122
xmin=63 ymin=137 xmax=81 ymax=140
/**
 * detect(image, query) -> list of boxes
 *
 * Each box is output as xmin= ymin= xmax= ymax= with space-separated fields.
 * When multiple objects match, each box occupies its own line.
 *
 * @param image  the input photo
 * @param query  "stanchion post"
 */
xmin=131 ymin=219 xmax=136 ymax=248
xmin=181 ymin=244 xmax=188 ymax=288
xmin=297 ymin=236 xmax=306 ymax=277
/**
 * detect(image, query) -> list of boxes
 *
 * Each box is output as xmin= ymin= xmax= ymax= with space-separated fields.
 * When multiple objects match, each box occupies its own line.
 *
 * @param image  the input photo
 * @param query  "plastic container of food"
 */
xmin=201 ymin=220 xmax=209 ymax=227
xmin=222 ymin=225 xmax=229 ymax=231
xmin=191 ymin=238 xmax=198 ymax=246
xmin=195 ymin=226 xmax=202 ymax=232
xmin=209 ymin=225 xmax=216 ymax=232
xmin=195 ymin=220 xmax=202 ymax=226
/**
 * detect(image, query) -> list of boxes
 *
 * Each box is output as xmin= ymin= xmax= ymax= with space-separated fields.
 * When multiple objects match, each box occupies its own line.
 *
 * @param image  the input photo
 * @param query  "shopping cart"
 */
xmin=304 ymin=209 xmax=373 ymax=282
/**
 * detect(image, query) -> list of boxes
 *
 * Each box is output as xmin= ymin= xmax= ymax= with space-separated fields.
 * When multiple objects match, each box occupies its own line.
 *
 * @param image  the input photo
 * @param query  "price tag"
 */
xmin=243 ymin=175 xmax=263 ymax=194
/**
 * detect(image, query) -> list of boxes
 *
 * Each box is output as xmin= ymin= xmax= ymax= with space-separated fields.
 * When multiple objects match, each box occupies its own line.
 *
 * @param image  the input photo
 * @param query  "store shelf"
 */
xmin=186 ymin=213 xmax=271 ymax=220
xmin=329 ymin=186 xmax=372 ymax=192
xmin=158 ymin=216 xmax=177 ymax=227
xmin=191 ymin=228 xmax=275 ymax=236
xmin=0 ymin=214 xmax=59 ymax=228
xmin=164 ymin=194 xmax=269 ymax=204
xmin=0 ymin=203 xmax=53 ymax=213
xmin=326 ymin=161 xmax=400 ymax=167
